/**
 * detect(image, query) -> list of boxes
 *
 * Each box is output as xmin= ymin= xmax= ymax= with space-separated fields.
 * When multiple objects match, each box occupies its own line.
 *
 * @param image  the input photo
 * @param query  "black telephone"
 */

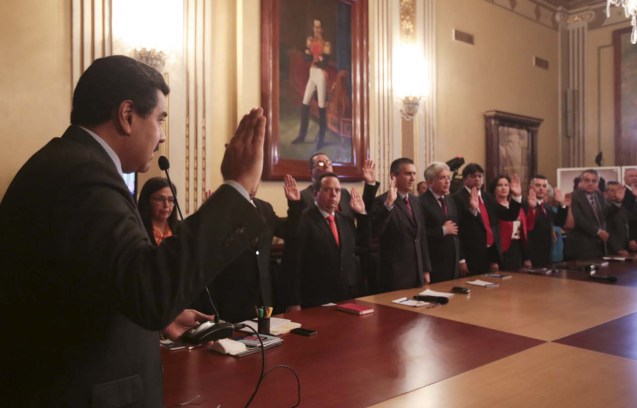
xmin=180 ymin=320 xmax=235 ymax=345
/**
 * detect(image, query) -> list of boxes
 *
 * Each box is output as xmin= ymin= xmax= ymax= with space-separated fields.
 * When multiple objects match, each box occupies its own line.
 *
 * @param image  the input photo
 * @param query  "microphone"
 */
xmin=413 ymin=295 xmax=450 ymax=305
xmin=589 ymin=271 xmax=617 ymax=284
xmin=158 ymin=156 xmax=184 ymax=220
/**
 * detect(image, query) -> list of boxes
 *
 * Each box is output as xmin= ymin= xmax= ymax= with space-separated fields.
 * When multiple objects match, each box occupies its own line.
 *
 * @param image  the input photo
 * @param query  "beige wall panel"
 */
xmin=586 ymin=21 xmax=630 ymax=169
xmin=0 ymin=0 xmax=72 ymax=198
xmin=435 ymin=0 xmax=559 ymax=184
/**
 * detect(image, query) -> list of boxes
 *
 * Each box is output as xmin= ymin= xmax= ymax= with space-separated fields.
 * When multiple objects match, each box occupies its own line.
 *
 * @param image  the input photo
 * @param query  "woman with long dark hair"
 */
xmin=488 ymin=175 xmax=530 ymax=270
xmin=138 ymin=177 xmax=179 ymax=245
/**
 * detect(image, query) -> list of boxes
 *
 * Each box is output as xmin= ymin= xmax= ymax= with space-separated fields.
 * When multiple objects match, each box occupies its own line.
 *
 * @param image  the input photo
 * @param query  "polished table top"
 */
xmin=163 ymin=263 xmax=637 ymax=407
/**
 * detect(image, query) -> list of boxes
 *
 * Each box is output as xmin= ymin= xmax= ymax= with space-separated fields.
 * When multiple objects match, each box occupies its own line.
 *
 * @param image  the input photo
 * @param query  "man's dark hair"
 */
xmin=606 ymin=180 xmax=620 ymax=187
xmin=71 ymin=55 xmax=170 ymax=126
xmin=461 ymin=163 xmax=484 ymax=179
xmin=390 ymin=158 xmax=414 ymax=175
xmin=313 ymin=172 xmax=339 ymax=192
xmin=137 ymin=177 xmax=178 ymax=246
xmin=529 ymin=174 xmax=548 ymax=187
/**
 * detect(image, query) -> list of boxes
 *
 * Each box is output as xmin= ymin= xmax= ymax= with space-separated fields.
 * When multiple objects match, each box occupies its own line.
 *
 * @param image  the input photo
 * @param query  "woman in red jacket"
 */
xmin=489 ymin=175 xmax=531 ymax=270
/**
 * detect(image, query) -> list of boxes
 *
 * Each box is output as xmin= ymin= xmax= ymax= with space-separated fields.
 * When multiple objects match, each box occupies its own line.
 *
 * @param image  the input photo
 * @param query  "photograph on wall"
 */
xmin=556 ymin=167 xmax=621 ymax=195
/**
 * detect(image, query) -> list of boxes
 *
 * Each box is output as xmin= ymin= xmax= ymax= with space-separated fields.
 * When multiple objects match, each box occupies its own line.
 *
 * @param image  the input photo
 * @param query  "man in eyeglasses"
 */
xmin=299 ymin=152 xmax=379 ymax=216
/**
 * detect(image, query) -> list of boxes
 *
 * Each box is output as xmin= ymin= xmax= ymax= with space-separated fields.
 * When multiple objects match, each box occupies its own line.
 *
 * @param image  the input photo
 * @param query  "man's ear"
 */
xmin=117 ymin=100 xmax=135 ymax=136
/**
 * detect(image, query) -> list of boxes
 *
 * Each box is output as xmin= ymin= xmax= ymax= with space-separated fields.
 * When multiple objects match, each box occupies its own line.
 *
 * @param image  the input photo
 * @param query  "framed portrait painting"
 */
xmin=613 ymin=27 xmax=637 ymax=166
xmin=484 ymin=110 xmax=542 ymax=189
xmin=261 ymin=0 xmax=368 ymax=181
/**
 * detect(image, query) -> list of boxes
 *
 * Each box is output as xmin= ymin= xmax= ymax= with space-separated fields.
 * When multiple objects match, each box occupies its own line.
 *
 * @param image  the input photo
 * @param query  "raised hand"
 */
xmin=386 ymin=177 xmax=398 ymax=207
xmin=510 ymin=173 xmax=522 ymax=197
xmin=350 ymin=187 xmax=365 ymax=214
xmin=283 ymin=174 xmax=300 ymax=201
xmin=616 ymin=185 xmax=627 ymax=203
xmin=527 ymin=187 xmax=537 ymax=208
xmin=220 ymin=107 xmax=266 ymax=198
xmin=362 ymin=159 xmax=377 ymax=184
xmin=469 ymin=187 xmax=480 ymax=210
xmin=553 ymin=187 xmax=564 ymax=205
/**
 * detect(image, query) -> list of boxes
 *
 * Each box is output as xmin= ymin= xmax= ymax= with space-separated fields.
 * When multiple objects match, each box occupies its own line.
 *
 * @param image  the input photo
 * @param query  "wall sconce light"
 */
xmin=401 ymin=96 xmax=423 ymax=121
xmin=394 ymin=43 xmax=429 ymax=121
xmin=112 ymin=0 xmax=182 ymax=71
xmin=133 ymin=48 xmax=167 ymax=71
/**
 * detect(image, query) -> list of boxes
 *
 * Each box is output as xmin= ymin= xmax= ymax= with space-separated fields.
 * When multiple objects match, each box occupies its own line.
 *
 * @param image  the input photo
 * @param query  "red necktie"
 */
xmin=404 ymin=196 xmax=414 ymax=220
xmin=478 ymin=195 xmax=494 ymax=247
xmin=538 ymin=201 xmax=547 ymax=216
xmin=439 ymin=197 xmax=447 ymax=216
xmin=327 ymin=214 xmax=340 ymax=246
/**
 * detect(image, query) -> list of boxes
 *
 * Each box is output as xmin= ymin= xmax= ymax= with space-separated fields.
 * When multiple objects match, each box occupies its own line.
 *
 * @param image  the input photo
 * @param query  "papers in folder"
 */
xmin=466 ymin=279 xmax=499 ymax=288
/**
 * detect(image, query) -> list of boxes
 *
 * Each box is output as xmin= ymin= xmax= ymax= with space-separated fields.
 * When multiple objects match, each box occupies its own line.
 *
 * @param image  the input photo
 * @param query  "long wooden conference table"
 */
xmin=162 ymin=262 xmax=637 ymax=407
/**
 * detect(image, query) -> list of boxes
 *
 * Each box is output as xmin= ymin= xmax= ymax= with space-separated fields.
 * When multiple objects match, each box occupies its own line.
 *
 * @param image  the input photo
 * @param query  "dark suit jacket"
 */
xmin=371 ymin=192 xmax=432 ymax=291
xmin=420 ymin=190 xmax=461 ymax=283
xmin=300 ymin=181 xmax=380 ymax=216
xmin=525 ymin=202 xmax=567 ymax=267
xmin=606 ymin=207 xmax=630 ymax=255
xmin=564 ymin=189 xmax=620 ymax=260
xmin=288 ymin=206 xmax=369 ymax=308
xmin=622 ymin=187 xmax=637 ymax=241
xmin=451 ymin=188 xmax=521 ymax=274
xmin=0 ymin=126 xmax=265 ymax=407
xmin=192 ymin=198 xmax=300 ymax=322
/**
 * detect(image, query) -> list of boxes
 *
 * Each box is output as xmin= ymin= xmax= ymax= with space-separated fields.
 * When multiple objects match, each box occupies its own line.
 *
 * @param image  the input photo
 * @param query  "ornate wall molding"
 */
xmin=184 ymin=0 xmax=210 ymax=213
xmin=72 ymin=0 xmax=112 ymax=90
xmin=369 ymin=0 xmax=398 ymax=186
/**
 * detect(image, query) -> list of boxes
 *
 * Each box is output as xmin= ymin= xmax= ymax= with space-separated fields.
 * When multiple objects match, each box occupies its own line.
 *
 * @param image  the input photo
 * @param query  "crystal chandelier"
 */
xmin=607 ymin=0 xmax=637 ymax=43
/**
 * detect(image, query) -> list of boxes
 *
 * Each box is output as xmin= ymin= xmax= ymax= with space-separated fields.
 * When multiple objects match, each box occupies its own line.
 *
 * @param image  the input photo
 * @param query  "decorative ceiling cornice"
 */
xmin=485 ymin=0 xmax=626 ymax=30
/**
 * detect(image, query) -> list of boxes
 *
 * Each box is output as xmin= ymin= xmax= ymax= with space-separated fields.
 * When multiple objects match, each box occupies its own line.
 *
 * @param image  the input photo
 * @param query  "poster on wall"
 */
xmin=556 ymin=167 xmax=621 ymax=195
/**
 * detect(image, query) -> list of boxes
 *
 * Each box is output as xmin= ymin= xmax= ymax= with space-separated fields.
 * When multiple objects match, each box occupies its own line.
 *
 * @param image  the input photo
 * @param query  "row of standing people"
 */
xmin=137 ymin=155 xmax=634 ymax=325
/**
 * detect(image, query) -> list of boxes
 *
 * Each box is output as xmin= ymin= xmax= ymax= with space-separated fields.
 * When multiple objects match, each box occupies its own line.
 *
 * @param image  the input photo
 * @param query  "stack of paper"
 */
xmin=483 ymin=273 xmax=512 ymax=279
xmin=466 ymin=279 xmax=499 ymax=288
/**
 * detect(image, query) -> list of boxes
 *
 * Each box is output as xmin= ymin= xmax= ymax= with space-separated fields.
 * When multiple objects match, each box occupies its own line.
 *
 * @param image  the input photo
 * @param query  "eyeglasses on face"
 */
xmin=314 ymin=160 xmax=332 ymax=168
xmin=150 ymin=195 xmax=175 ymax=205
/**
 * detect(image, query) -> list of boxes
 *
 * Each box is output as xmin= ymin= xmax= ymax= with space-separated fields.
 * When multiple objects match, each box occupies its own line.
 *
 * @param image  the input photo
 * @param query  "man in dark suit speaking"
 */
xmin=0 ymin=56 xmax=267 ymax=407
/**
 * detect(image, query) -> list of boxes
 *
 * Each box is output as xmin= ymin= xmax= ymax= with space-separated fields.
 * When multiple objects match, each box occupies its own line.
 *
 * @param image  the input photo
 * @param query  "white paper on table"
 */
xmin=466 ymin=279 xmax=499 ymax=288
xmin=418 ymin=289 xmax=455 ymax=298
